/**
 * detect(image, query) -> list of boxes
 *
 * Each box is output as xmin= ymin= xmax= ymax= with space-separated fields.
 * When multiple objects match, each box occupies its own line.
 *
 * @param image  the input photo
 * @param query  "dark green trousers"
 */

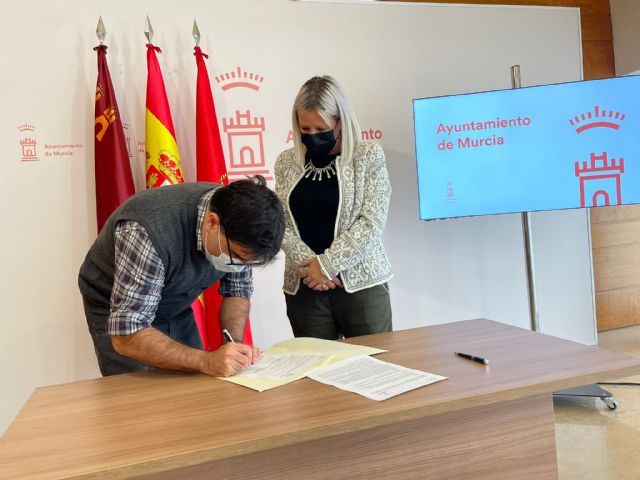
xmin=285 ymin=283 xmax=392 ymax=340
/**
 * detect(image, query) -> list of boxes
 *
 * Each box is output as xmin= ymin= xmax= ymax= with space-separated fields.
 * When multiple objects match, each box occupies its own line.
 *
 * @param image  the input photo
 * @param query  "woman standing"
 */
xmin=275 ymin=75 xmax=393 ymax=340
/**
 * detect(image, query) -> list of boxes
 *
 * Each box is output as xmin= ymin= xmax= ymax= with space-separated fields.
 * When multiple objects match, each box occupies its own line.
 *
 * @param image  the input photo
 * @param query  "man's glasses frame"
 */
xmin=222 ymin=229 xmax=262 ymax=267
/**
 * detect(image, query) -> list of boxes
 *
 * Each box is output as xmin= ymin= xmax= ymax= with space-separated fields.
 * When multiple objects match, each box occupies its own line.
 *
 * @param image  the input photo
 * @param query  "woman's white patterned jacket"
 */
xmin=274 ymin=141 xmax=393 ymax=295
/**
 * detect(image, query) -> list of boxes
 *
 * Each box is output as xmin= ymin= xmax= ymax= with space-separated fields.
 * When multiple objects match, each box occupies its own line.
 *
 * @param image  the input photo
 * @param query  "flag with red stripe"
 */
xmin=194 ymin=45 xmax=253 ymax=347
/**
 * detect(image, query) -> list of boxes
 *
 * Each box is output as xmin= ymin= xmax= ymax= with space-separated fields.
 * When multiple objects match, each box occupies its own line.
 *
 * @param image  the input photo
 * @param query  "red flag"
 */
xmin=194 ymin=45 xmax=253 ymax=347
xmin=93 ymin=45 xmax=135 ymax=232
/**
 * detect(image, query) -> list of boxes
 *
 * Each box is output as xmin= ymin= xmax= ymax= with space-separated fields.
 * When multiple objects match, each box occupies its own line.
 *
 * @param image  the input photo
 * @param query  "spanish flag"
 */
xmin=145 ymin=43 xmax=184 ymax=188
xmin=145 ymin=42 xmax=207 ymax=341
xmin=194 ymin=46 xmax=253 ymax=348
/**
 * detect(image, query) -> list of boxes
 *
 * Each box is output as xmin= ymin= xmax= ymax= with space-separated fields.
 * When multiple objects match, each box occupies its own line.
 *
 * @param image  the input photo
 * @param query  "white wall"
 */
xmin=1 ymin=0 xmax=591 ymax=435
xmin=610 ymin=0 xmax=640 ymax=75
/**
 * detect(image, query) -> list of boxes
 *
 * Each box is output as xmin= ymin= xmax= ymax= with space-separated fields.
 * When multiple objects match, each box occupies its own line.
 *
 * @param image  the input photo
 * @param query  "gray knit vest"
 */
xmin=78 ymin=182 xmax=224 ymax=328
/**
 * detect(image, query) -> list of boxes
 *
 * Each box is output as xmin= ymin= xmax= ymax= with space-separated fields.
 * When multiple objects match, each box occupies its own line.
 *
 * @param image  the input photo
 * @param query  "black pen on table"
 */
xmin=222 ymin=329 xmax=235 ymax=343
xmin=454 ymin=352 xmax=489 ymax=365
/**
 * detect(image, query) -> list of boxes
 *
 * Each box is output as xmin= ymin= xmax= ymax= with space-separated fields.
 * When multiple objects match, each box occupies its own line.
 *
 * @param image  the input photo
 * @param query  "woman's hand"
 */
xmin=298 ymin=257 xmax=342 ymax=291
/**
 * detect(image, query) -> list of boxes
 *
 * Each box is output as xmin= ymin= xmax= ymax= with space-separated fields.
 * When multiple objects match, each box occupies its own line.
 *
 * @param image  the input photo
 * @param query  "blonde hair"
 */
xmin=291 ymin=75 xmax=361 ymax=168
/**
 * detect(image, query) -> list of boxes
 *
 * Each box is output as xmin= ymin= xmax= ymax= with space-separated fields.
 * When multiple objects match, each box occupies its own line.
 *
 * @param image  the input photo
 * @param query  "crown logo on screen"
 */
xmin=569 ymin=106 xmax=625 ymax=133
xmin=215 ymin=66 xmax=264 ymax=91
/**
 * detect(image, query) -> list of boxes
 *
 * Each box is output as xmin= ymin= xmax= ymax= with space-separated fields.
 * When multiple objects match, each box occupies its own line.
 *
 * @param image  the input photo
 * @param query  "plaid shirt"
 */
xmin=108 ymin=189 xmax=253 ymax=336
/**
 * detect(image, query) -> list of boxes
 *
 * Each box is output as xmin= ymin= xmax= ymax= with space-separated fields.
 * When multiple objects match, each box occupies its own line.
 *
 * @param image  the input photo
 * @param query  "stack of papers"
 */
xmin=219 ymin=337 xmax=447 ymax=400
xmin=234 ymin=353 xmax=330 ymax=380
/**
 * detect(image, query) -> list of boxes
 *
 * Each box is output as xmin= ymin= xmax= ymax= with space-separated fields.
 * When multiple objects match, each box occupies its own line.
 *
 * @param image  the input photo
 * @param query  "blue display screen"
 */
xmin=413 ymin=76 xmax=640 ymax=220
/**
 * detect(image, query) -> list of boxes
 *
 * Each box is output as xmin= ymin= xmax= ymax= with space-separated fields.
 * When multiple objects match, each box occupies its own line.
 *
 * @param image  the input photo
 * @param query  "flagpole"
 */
xmin=144 ymin=15 xmax=154 ymax=44
xmin=193 ymin=19 xmax=200 ymax=46
xmin=190 ymin=19 xmax=211 ymax=349
xmin=192 ymin=20 xmax=253 ymax=347
xmin=96 ymin=16 xmax=105 ymax=45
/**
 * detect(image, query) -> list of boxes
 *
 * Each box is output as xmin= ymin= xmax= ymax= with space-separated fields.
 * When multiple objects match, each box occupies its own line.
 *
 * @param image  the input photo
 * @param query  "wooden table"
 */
xmin=2 ymin=319 xmax=639 ymax=480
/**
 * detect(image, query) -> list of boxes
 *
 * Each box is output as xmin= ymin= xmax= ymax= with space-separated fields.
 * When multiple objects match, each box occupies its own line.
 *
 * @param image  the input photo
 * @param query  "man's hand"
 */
xmin=201 ymin=342 xmax=255 ymax=377
xmin=111 ymin=327 xmax=257 ymax=377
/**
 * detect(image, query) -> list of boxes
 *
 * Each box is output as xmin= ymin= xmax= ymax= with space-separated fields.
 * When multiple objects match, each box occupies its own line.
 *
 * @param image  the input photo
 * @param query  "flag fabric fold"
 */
xmin=194 ymin=45 xmax=253 ymax=347
xmin=94 ymin=45 xmax=135 ymax=232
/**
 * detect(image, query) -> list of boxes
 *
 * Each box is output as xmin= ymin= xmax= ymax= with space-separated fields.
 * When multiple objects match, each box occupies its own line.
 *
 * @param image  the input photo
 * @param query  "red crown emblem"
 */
xmin=215 ymin=66 xmax=264 ymax=91
xmin=569 ymin=106 xmax=625 ymax=133
xmin=17 ymin=123 xmax=36 ymax=132
xmin=20 ymin=138 xmax=37 ymax=146
xmin=159 ymin=151 xmax=184 ymax=183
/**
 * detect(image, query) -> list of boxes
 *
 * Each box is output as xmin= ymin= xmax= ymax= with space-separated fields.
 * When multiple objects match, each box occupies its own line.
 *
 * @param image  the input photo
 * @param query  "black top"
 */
xmin=289 ymin=153 xmax=339 ymax=255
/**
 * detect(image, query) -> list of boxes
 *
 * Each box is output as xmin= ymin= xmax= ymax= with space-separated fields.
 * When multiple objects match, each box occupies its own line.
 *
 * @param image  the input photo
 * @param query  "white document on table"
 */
xmin=234 ymin=353 xmax=330 ymax=380
xmin=218 ymin=337 xmax=387 ymax=392
xmin=307 ymin=355 xmax=448 ymax=401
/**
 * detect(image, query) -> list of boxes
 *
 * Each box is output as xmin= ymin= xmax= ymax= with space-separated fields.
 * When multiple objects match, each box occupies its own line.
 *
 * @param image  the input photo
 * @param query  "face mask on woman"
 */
xmin=301 ymin=130 xmax=337 ymax=156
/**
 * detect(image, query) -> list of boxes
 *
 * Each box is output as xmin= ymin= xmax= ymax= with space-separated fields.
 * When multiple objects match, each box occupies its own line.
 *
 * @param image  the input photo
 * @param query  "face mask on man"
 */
xmin=301 ymin=130 xmax=337 ymax=156
xmin=203 ymin=227 xmax=246 ymax=273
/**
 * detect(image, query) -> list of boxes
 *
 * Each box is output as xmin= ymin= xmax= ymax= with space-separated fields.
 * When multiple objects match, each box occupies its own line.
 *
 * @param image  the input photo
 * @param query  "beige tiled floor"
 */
xmin=554 ymin=325 xmax=640 ymax=480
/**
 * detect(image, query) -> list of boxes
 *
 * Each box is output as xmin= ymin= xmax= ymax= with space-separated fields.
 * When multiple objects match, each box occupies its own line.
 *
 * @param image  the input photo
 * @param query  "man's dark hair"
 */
xmin=209 ymin=176 xmax=285 ymax=265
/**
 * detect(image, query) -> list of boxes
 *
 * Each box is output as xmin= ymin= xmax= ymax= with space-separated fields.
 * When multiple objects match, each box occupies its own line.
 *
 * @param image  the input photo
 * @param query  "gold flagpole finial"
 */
xmin=144 ymin=15 xmax=154 ymax=43
xmin=96 ymin=16 xmax=106 ymax=45
xmin=192 ymin=19 xmax=201 ymax=46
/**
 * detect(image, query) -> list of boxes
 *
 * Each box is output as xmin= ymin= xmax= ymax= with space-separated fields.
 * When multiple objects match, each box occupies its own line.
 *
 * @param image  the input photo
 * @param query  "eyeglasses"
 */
xmin=223 ymin=231 xmax=262 ymax=267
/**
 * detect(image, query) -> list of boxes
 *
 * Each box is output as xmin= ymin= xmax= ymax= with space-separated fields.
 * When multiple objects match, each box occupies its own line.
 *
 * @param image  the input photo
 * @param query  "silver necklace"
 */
xmin=303 ymin=159 xmax=336 ymax=181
